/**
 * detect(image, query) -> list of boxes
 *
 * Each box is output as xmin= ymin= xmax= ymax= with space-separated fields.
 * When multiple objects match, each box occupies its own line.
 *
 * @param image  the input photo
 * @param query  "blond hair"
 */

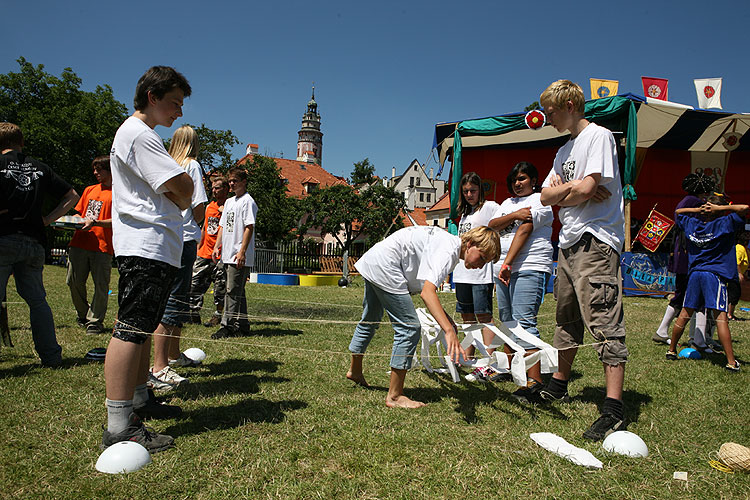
xmin=0 ymin=122 xmax=23 ymax=151
xmin=540 ymin=80 xmax=585 ymax=114
xmin=460 ymin=226 xmax=501 ymax=263
xmin=168 ymin=125 xmax=200 ymax=167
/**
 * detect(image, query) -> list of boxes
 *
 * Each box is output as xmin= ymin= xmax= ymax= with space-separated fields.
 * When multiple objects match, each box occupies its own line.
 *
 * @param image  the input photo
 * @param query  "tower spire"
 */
xmin=297 ymin=87 xmax=323 ymax=164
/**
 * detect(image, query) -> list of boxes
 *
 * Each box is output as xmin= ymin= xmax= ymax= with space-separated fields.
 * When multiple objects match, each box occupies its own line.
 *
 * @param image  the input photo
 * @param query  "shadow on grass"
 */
xmin=169 ymin=358 xmax=289 ymax=400
xmin=248 ymin=327 xmax=303 ymax=337
xmin=165 ymin=397 xmax=308 ymax=436
xmin=0 ymin=355 xmax=96 ymax=377
xmin=576 ymin=387 xmax=652 ymax=424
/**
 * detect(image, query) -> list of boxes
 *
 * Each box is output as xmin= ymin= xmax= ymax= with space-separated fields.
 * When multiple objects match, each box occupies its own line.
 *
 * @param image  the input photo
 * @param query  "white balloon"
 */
xmin=602 ymin=431 xmax=649 ymax=458
xmin=95 ymin=441 xmax=152 ymax=474
xmin=183 ymin=347 xmax=206 ymax=363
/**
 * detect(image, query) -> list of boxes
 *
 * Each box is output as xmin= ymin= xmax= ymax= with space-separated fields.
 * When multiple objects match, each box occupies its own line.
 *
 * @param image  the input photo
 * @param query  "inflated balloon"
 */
xmin=602 ymin=431 xmax=649 ymax=458
xmin=678 ymin=348 xmax=702 ymax=360
xmin=182 ymin=347 xmax=206 ymax=363
xmin=95 ymin=441 xmax=151 ymax=473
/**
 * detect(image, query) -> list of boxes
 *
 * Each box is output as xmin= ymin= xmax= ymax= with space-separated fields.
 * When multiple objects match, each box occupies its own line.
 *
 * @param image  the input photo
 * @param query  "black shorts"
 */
xmin=112 ymin=256 xmax=177 ymax=344
xmin=727 ymin=278 xmax=741 ymax=306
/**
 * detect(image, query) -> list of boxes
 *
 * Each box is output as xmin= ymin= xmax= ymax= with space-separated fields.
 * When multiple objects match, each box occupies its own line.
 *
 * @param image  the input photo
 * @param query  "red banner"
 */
xmin=642 ymin=76 xmax=669 ymax=101
xmin=636 ymin=210 xmax=674 ymax=252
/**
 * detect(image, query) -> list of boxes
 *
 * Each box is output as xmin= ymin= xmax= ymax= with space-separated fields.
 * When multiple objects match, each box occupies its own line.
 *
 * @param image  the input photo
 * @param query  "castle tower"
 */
xmin=296 ymin=87 xmax=323 ymax=164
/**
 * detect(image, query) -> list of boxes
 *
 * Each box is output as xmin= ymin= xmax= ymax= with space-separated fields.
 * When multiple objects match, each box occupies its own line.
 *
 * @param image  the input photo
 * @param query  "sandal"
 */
xmin=665 ymin=351 xmax=678 ymax=361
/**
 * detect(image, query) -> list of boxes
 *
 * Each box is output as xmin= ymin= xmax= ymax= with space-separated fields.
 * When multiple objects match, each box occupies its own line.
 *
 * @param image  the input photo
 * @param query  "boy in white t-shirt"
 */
xmin=211 ymin=167 xmax=258 ymax=338
xmin=102 ymin=66 xmax=195 ymax=453
xmin=347 ymin=226 xmax=501 ymax=408
xmin=538 ymin=80 xmax=628 ymax=441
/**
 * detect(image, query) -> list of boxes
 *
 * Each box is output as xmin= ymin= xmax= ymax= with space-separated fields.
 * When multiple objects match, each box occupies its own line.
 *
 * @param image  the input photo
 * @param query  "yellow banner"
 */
xmin=590 ymin=78 xmax=619 ymax=100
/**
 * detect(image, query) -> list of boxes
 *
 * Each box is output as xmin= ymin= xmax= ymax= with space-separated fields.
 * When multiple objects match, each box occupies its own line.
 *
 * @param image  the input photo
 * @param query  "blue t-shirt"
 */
xmin=677 ymin=212 xmax=743 ymax=281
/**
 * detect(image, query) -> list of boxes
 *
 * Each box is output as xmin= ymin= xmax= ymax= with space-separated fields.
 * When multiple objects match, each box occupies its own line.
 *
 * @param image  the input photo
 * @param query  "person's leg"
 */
xmin=712 ymin=310 xmax=736 ymax=366
xmin=549 ymin=245 xmax=584 ymax=383
xmin=454 ymin=283 xmax=477 ymax=358
xmin=669 ymin=307 xmax=694 ymax=354
xmin=153 ymin=322 xmax=179 ymax=372
xmin=237 ymin=266 xmax=250 ymax=334
xmin=473 ymin=283 xmax=495 ymax=355
xmin=89 ymin=251 xmax=113 ymax=331
xmin=65 ymin=246 xmax=91 ymax=325
xmin=510 ymin=271 xmax=548 ymax=383
xmin=347 ymin=280 xmax=385 ymax=386
xmin=222 ymin=264 xmax=242 ymax=333
xmin=213 ymin=262 xmax=226 ymax=316
xmin=386 ymin=369 xmax=425 ymax=409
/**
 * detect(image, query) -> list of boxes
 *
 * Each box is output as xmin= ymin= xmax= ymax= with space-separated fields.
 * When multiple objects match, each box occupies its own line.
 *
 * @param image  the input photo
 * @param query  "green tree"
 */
xmin=299 ymin=183 xmax=405 ymax=276
xmin=165 ymin=123 xmax=239 ymax=173
xmin=240 ymin=154 xmax=300 ymax=243
xmin=524 ymin=101 xmax=540 ymax=112
xmin=350 ymin=157 xmax=376 ymax=186
xmin=0 ymin=57 xmax=128 ymax=192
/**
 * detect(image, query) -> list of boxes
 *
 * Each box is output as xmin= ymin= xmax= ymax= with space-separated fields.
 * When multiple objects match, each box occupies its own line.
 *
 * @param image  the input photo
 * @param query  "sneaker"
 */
xmin=488 ymin=371 xmax=512 ymax=383
xmin=204 ymin=315 xmax=221 ymax=328
xmin=689 ymin=341 xmax=714 ymax=355
xmin=211 ymin=326 xmax=234 ymax=339
xmin=134 ymin=389 xmax=182 ymax=420
xmin=651 ymin=332 xmax=669 ymax=344
xmin=76 ymin=317 xmax=86 ymax=328
xmin=101 ymin=412 xmax=174 ymax=453
xmin=148 ymin=366 xmax=189 ymax=391
xmin=725 ymin=360 xmax=741 ymax=373
xmin=706 ymin=338 xmax=724 ymax=352
xmin=512 ymin=379 xmax=544 ymax=404
xmin=665 ymin=350 xmax=678 ymax=360
xmin=86 ymin=323 xmax=105 ymax=335
xmin=582 ymin=413 xmax=625 ymax=441
xmin=169 ymin=352 xmax=201 ymax=368
xmin=539 ymin=386 xmax=571 ymax=403
xmin=465 ymin=366 xmax=493 ymax=383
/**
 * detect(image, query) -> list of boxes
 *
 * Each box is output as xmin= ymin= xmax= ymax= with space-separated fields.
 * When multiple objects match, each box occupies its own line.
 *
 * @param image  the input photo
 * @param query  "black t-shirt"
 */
xmin=0 ymin=150 xmax=72 ymax=245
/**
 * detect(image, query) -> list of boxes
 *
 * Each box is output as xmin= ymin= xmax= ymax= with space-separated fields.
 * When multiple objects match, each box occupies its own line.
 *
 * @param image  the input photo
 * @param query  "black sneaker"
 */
xmin=487 ymin=371 xmax=512 ymax=383
xmin=86 ymin=323 xmax=105 ymax=335
xmin=211 ymin=326 xmax=234 ymax=339
xmin=512 ymin=379 xmax=544 ymax=404
xmin=101 ymin=413 xmax=174 ymax=453
xmin=538 ymin=386 xmax=571 ymax=403
xmin=204 ymin=315 xmax=221 ymax=328
xmin=582 ymin=413 xmax=625 ymax=441
xmin=665 ymin=350 xmax=678 ymax=360
xmin=134 ymin=389 xmax=182 ymax=420
xmin=76 ymin=317 xmax=87 ymax=328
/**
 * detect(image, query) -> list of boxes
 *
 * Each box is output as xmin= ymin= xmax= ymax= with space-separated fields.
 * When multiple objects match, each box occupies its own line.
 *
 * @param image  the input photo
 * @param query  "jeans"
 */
xmin=349 ymin=279 xmax=420 ymax=370
xmin=222 ymin=264 xmax=250 ymax=333
xmin=495 ymin=269 xmax=549 ymax=350
xmin=0 ymin=234 xmax=61 ymax=364
xmin=161 ymin=240 xmax=198 ymax=327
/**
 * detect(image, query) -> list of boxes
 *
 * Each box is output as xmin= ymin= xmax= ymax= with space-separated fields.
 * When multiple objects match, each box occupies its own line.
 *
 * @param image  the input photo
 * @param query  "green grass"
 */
xmin=1 ymin=265 xmax=749 ymax=499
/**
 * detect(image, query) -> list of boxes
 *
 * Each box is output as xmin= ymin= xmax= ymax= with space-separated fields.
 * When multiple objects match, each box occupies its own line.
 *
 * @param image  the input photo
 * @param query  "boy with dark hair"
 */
xmin=102 ymin=67 xmax=194 ymax=452
xmin=211 ymin=167 xmax=257 ymax=339
xmin=538 ymin=80 xmax=629 ymax=441
xmin=67 ymin=155 xmax=114 ymax=335
xmin=666 ymin=196 xmax=748 ymax=372
xmin=0 ymin=122 xmax=79 ymax=367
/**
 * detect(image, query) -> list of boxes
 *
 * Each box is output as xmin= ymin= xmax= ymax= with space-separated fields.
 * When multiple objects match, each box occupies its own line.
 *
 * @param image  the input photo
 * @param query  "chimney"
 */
xmin=246 ymin=143 xmax=259 ymax=155
xmin=429 ymin=167 xmax=434 ymax=180
xmin=392 ymin=166 xmax=396 ymax=178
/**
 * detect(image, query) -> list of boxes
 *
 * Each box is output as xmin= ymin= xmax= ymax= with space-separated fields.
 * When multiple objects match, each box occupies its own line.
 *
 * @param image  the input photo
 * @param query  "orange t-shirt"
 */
xmin=197 ymin=201 xmax=223 ymax=259
xmin=69 ymin=183 xmax=113 ymax=254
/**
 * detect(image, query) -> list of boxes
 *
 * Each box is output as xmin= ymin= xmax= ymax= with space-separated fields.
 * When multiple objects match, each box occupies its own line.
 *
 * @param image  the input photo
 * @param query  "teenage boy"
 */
xmin=187 ymin=175 xmax=229 ymax=328
xmin=347 ymin=225 xmax=501 ymax=408
xmin=67 ymin=156 xmax=114 ymax=335
xmin=211 ymin=167 xmax=257 ymax=339
xmin=538 ymin=80 xmax=628 ymax=441
xmin=0 ymin=122 xmax=79 ymax=367
xmin=102 ymin=67 xmax=194 ymax=453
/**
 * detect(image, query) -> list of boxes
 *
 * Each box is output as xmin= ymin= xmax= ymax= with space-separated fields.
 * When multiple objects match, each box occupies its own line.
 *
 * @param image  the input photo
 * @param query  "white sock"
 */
xmin=133 ymin=384 xmax=149 ymax=408
xmin=106 ymin=399 xmax=133 ymax=434
xmin=656 ymin=305 xmax=677 ymax=337
xmin=692 ymin=311 xmax=707 ymax=347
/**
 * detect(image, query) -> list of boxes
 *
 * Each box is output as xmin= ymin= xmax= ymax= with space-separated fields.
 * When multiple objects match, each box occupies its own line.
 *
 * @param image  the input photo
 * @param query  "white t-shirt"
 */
xmin=453 ymin=201 xmax=502 ymax=284
xmin=219 ymin=192 xmax=258 ymax=267
xmin=354 ymin=226 xmax=460 ymax=295
xmin=110 ymin=116 xmax=186 ymax=267
xmin=541 ymin=122 xmax=625 ymax=251
xmin=496 ymin=193 xmax=554 ymax=274
xmin=181 ymin=159 xmax=208 ymax=242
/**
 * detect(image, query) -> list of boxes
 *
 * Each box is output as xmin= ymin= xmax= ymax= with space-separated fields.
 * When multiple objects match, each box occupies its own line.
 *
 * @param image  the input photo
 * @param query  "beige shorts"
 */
xmin=553 ymin=233 xmax=628 ymax=365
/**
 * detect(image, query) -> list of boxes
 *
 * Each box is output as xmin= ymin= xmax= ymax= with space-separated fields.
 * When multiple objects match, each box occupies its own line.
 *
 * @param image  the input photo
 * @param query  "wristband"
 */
xmin=501 ymin=263 xmax=511 ymax=272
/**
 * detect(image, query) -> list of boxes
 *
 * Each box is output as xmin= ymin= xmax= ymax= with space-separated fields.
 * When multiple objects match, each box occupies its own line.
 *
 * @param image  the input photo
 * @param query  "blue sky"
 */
xmin=3 ymin=0 xmax=749 ymax=180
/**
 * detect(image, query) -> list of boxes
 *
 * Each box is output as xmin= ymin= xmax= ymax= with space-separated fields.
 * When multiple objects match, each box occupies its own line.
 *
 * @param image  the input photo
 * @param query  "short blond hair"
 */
xmin=460 ymin=226 xmax=501 ymax=264
xmin=540 ymin=80 xmax=585 ymax=114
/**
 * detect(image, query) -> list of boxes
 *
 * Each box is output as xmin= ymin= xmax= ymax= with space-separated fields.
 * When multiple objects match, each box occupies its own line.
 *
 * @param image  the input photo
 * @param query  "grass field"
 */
xmin=1 ymin=264 xmax=749 ymax=499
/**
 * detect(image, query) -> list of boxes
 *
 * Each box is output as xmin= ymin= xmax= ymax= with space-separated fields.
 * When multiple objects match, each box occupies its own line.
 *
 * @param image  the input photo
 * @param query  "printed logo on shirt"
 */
xmin=85 ymin=199 xmax=103 ymax=220
xmin=225 ymin=211 xmax=235 ymax=234
xmin=688 ymin=231 xmax=714 ymax=248
xmin=562 ymin=160 xmax=576 ymax=182
xmin=458 ymin=222 xmax=472 ymax=235
xmin=498 ymin=219 xmax=520 ymax=237
xmin=206 ymin=216 xmax=220 ymax=235
xmin=0 ymin=161 xmax=44 ymax=192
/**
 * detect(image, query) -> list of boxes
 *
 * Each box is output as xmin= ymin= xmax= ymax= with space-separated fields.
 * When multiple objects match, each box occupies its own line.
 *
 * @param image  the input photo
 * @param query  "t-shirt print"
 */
xmin=85 ymin=199 xmax=103 ymax=220
xmin=206 ymin=216 xmax=220 ymax=235
xmin=562 ymin=160 xmax=576 ymax=182
xmin=225 ymin=211 xmax=235 ymax=234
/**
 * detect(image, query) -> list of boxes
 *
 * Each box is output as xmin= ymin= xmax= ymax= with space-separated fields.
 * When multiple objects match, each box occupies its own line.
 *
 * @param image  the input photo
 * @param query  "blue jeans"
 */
xmin=0 ymin=234 xmax=61 ymax=364
xmin=161 ymin=240 xmax=198 ymax=327
xmin=349 ymin=279 xmax=420 ymax=370
xmin=495 ymin=270 xmax=549 ymax=350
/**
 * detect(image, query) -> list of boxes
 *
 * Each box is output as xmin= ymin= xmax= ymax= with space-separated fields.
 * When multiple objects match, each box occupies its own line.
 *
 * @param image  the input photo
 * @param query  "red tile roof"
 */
xmin=425 ymin=191 xmax=450 ymax=213
xmin=237 ymin=154 xmax=347 ymax=198
xmin=401 ymin=207 xmax=427 ymax=227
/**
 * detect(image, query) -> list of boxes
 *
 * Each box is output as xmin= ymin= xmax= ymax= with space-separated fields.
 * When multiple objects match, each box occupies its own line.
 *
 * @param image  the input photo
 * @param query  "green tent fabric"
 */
xmin=449 ymin=96 xmax=637 ymax=220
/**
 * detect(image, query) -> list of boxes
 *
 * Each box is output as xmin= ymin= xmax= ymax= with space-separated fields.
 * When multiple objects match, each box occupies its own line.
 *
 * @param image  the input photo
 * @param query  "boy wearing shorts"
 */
xmin=539 ymin=80 xmax=628 ymax=441
xmin=102 ymin=66 xmax=194 ymax=452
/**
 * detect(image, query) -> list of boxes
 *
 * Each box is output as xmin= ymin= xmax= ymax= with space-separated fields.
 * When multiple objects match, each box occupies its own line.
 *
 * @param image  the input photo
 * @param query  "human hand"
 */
xmin=515 ymin=207 xmax=532 ymax=222
xmin=549 ymin=174 xmax=565 ymax=187
xmin=498 ymin=266 xmax=511 ymax=286
xmin=591 ymin=185 xmax=612 ymax=202
xmin=235 ymin=252 xmax=246 ymax=268
xmin=82 ymin=217 xmax=96 ymax=230
xmin=444 ymin=329 xmax=467 ymax=365
xmin=212 ymin=247 xmax=221 ymax=262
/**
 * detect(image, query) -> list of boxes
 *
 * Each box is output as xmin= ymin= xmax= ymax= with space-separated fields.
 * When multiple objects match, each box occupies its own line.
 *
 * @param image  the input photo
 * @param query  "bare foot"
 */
xmin=385 ymin=395 xmax=426 ymax=408
xmin=346 ymin=371 xmax=370 ymax=387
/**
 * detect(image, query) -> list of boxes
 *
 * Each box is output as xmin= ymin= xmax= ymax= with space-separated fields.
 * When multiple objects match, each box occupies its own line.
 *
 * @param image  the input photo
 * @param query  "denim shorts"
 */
xmin=113 ymin=256 xmax=177 ymax=344
xmin=161 ymin=240 xmax=198 ymax=327
xmin=455 ymin=282 xmax=494 ymax=315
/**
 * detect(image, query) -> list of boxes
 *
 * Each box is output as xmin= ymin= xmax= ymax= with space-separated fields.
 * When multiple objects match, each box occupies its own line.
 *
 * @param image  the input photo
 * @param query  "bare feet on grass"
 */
xmin=385 ymin=395 xmax=426 ymax=409
xmin=346 ymin=371 xmax=370 ymax=387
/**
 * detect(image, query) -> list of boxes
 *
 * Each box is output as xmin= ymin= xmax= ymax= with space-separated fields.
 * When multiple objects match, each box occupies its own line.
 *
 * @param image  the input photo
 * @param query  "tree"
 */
xmin=350 ymin=157 xmax=376 ymax=186
xmin=0 ymin=57 xmax=128 ymax=192
xmin=299 ymin=183 xmax=405 ymax=276
xmin=240 ymin=154 xmax=300 ymax=243
xmin=165 ymin=123 xmax=239 ymax=173
xmin=524 ymin=101 xmax=540 ymax=112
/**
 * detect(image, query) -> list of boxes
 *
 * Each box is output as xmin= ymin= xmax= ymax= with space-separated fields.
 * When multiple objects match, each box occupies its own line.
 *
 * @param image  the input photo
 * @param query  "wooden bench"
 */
xmin=315 ymin=256 xmax=360 ymax=275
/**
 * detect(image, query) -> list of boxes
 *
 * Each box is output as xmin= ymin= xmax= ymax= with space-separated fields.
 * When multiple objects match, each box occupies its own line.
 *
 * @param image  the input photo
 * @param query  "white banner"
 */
xmin=694 ymin=78 xmax=723 ymax=109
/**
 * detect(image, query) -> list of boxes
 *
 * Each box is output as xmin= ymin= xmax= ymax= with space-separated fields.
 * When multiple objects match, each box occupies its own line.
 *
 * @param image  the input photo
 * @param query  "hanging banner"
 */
xmin=642 ymin=76 xmax=669 ymax=100
xmin=635 ymin=210 xmax=674 ymax=252
xmin=590 ymin=78 xmax=619 ymax=100
xmin=694 ymin=78 xmax=722 ymax=109
xmin=621 ymin=252 xmax=675 ymax=296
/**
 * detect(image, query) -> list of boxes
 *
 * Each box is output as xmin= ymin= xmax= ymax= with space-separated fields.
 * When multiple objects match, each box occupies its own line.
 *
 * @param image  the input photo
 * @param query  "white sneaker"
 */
xmin=465 ymin=366 xmax=493 ymax=383
xmin=169 ymin=352 xmax=201 ymax=368
xmin=149 ymin=366 xmax=189 ymax=391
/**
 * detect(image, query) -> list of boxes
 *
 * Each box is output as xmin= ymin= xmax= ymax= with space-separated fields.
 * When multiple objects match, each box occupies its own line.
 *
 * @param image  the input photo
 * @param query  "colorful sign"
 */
xmin=635 ymin=210 xmax=674 ymax=252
